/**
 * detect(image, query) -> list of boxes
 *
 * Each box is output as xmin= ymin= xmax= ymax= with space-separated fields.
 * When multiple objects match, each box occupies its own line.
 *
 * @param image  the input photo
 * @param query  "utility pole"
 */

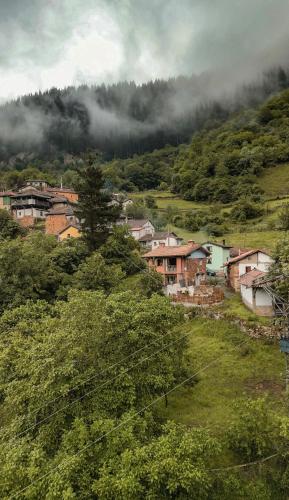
xmin=254 ymin=274 xmax=289 ymax=391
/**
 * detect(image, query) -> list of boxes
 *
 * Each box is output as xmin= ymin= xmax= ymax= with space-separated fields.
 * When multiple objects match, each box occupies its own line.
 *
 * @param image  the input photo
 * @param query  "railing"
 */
xmin=166 ymin=265 xmax=177 ymax=272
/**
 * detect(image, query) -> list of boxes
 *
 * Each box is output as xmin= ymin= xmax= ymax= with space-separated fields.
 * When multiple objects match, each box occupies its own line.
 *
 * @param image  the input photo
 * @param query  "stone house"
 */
xmin=139 ymin=231 xmax=183 ymax=249
xmin=46 ymin=186 xmax=78 ymax=203
xmin=240 ymin=269 xmax=273 ymax=316
xmin=225 ymin=249 xmax=274 ymax=291
xmin=202 ymin=240 xmax=232 ymax=274
xmin=45 ymin=206 xmax=78 ymax=235
xmin=143 ymin=241 xmax=209 ymax=290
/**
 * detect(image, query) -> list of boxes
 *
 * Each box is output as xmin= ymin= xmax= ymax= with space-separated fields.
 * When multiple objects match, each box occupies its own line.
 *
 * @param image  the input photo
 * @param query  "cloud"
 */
xmin=1 ymin=0 xmax=289 ymax=102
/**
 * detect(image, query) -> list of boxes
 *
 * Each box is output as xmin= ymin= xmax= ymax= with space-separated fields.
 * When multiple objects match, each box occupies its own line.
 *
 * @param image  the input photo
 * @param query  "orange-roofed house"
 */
xmin=46 ymin=186 xmax=78 ymax=203
xmin=225 ymin=249 xmax=274 ymax=291
xmin=143 ymin=240 xmax=210 ymax=292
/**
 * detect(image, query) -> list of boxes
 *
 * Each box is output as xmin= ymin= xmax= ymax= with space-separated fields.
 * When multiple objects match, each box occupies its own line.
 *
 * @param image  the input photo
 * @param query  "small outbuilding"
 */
xmin=239 ymin=269 xmax=273 ymax=317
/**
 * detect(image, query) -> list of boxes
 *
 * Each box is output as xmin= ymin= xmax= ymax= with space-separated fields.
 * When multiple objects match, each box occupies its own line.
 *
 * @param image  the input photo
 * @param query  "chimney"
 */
xmin=160 ymin=242 xmax=165 ymax=248
xmin=222 ymin=239 xmax=226 ymax=246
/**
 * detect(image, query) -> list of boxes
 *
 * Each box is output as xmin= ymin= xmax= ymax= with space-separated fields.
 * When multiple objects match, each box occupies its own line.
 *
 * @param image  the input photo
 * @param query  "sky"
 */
xmin=1 ymin=0 xmax=289 ymax=102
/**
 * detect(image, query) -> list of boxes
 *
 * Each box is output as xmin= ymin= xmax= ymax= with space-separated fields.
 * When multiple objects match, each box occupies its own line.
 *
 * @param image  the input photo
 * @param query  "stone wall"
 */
xmin=18 ymin=215 xmax=35 ymax=228
xmin=172 ymin=285 xmax=224 ymax=306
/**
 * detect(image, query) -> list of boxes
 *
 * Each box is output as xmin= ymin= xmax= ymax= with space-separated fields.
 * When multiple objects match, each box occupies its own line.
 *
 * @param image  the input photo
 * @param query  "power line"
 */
xmin=10 ymin=337 xmax=248 ymax=499
xmin=7 ymin=326 xmax=196 ymax=445
xmin=0 ymin=239 xmax=168 ymax=441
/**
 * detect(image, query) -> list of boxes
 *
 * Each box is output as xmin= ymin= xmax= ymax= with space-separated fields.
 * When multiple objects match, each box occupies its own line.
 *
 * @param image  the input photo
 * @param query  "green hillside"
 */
xmin=257 ymin=162 xmax=289 ymax=197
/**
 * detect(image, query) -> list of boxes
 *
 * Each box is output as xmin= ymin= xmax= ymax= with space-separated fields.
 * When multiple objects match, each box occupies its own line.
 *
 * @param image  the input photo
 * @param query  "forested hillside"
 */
xmin=104 ymin=84 xmax=289 ymax=203
xmin=0 ymin=67 xmax=288 ymax=162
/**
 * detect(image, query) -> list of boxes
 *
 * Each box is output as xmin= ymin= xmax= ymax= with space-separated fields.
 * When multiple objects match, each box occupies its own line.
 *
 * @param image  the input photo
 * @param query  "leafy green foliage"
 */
xmin=73 ymin=252 xmax=124 ymax=293
xmin=100 ymin=226 xmax=145 ymax=275
xmin=0 ymin=208 xmax=26 ymax=239
xmin=228 ymin=398 xmax=279 ymax=460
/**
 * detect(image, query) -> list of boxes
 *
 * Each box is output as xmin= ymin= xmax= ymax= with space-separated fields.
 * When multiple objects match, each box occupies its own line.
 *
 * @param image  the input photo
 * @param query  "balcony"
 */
xmin=166 ymin=265 xmax=177 ymax=272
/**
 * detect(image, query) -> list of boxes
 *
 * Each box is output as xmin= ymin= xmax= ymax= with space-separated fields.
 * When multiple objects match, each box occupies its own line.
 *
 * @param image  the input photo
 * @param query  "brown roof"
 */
xmin=58 ymin=223 xmax=80 ymax=235
xmin=126 ymin=219 xmax=152 ymax=229
xmin=230 ymin=247 xmax=250 ymax=258
xmin=50 ymin=196 xmax=68 ymax=203
xmin=143 ymin=243 xmax=210 ymax=258
xmin=139 ymin=231 xmax=182 ymax=242
xmin=11 ymin=189 xmax=52 ymax=200
xmin=47 ymin=187 xmax=77 ymax=194
xmin=47 ymin=206 xmax=75 ymax=216
xmin=239 ymin=269 xmax=266 ymax=287
xmin=225 ymin=249 xmax=271 ymax=266
xmin=202 ymin=240 xmax=232 ymax=249
xmin=0 ymin=191 xmax=16 ymax=196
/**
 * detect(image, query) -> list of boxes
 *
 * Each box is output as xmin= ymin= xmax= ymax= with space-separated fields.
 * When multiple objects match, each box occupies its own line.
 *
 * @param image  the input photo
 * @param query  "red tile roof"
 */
xmin=143 ymin=243 xmax=209 ymax=258
xmin=239 ymin=269 xmax=266 ymax=287
xmin=225 ymin=249 xmax=271 ymax=266
xmin=0 ymin=191 xmax=16 ymax=196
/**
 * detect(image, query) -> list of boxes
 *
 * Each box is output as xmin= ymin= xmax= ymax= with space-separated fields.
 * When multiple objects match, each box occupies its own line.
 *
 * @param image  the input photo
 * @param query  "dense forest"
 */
xmin=0 ymin=67 xmax=289 ymax=162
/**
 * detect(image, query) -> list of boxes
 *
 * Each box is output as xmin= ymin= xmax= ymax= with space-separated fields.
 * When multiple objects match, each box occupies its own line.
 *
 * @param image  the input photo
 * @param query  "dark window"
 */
xmin=157 ymin=258 xmax=163 ymax=266
xmin=245 ymin=266 xmax=251 ymax=273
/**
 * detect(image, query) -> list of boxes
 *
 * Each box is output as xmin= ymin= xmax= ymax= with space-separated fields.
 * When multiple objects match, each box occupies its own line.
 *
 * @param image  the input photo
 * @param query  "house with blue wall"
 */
xmin=202 ymin=241 xmax=232 ymax=274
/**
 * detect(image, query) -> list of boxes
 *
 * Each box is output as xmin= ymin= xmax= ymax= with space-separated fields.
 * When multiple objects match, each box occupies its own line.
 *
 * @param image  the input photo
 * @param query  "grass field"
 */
xmin=258 ymin=163 xmax=289 ymax=197
xmin=160 ymin=317 xmax=285 ymax=432
xmin=130 ymin=190 xmax=208 ymax=211
xmin=219 ymin=230 xmax=283 ymax=251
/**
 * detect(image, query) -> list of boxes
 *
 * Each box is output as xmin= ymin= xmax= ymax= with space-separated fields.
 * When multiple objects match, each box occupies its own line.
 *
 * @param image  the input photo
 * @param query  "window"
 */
xmin=156 ymin=258 xmax=163 ymax=266
xmin=207 ymin=246 xmax=212 ymax=252
xmin=207 ymin=257 xmax=212 ymax=264
xmin=18 ymin=211 xmax=22 ymax=217
xmin=40 ymin=211 xmax=43 ymax=217
xmin=154 ymin=241 xmax=157 ymax=246
xmin=245 ymin=266 xmax=251 ymax=273
xmin=167 ymin=275 xmax=176 ymax=284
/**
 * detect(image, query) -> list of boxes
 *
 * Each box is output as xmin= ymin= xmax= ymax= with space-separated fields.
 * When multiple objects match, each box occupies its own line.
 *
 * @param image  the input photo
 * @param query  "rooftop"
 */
xmin=143 ymin=243 xmax=210 ymax=258
xmin=202 ymin=240 xmax=232 ymax=249
xmin=239 ymin=269 xmax=266 ymax=287
xmin=226 ymin=249 xmax=271 ymax=266
xmin=139 ymin=231 xmax=181 ymax=242
xmin=47 ymin=205 xmax=75 ymax=216
xmin=126 ymin=219 xmax=151 ymax=229
xmin=58 ymin=223 xmax=80 ymax=235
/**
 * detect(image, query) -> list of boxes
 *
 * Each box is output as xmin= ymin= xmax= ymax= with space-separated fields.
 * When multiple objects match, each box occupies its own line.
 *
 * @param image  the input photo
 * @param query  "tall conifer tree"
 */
xmin=75 ymin=164 xmax=120 ymax=251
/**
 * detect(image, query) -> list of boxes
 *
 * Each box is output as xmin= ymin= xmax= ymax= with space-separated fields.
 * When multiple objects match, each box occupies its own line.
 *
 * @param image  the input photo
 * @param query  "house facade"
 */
xmin=143 ymin=241 xmax=209 ymax=291
xmin=46 ymin=187 xmax=78 ymax=203
xmin=0 ymin=191 xmax=15 ymax=211
xmin=226 ymin=249 xmax=274 ymax=291
xmin=126 ymin=219 xmax=155 ymax=240
xmin=45 ymin=206 xmax=78 ymax=235
xmin=11 ymin=188 xmax=52 ymax=227
xmin=139 ymin=231 xmax=183 ymax=249
xmin=58 ymin=224 xmax=81 ymax=241
xmin=202 ymin=240 xmax=232 ymax=273
xmin=240 ymin=269 xmax=273 ymax=316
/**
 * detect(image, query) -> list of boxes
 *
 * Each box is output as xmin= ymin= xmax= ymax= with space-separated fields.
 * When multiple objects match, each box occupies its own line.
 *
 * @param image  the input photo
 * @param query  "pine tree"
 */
xmin=75 ymin=164 xmax=120 ymax=251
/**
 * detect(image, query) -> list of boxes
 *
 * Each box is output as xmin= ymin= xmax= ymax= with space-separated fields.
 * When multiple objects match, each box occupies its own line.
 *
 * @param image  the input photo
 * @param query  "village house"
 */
xmin=125 ymin=219 xmax=155 ymax=240
xmin=57 ymin=223 xmax=81 ymax=242
xmin=0 ymin=191 xmax=15 ymax=211
xmin=45 ymin=206 xmax=78 ymax=236
xmin=225 ymin=249 xmax=274 ymax=291
xmin=25 ymin=179 xmax=50 ymax=191
xmin=139 ymin=231 xmax=183 ymax=249
xmin=143 ymin=241 xmax=210 ymax=292
xmin=202 ymin=240 xmax=232 ymax=274
xmin=239 ymin=269 xmax=273 ymax=316
xmin=46 ymin=186 xmax=78 ymax=203
xmin=10 ymin=188 xmax=52 ymax=227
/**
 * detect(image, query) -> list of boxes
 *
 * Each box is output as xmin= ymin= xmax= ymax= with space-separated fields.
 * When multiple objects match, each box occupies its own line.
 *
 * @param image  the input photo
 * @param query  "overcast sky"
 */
xmin=1 ymin=0 xmax=289 ymax=102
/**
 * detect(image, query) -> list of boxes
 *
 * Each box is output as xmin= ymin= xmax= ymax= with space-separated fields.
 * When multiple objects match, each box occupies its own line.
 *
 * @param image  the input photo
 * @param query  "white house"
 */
xmin=226 ymin=249 xmax=274 ymax=291
xmin=239 ymin=269 xmax=273 ymax=316
xmin=139 ymin=231 xmax=183 ymax=248
xmin=126 ymin=219 xmax=155 ymax=240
